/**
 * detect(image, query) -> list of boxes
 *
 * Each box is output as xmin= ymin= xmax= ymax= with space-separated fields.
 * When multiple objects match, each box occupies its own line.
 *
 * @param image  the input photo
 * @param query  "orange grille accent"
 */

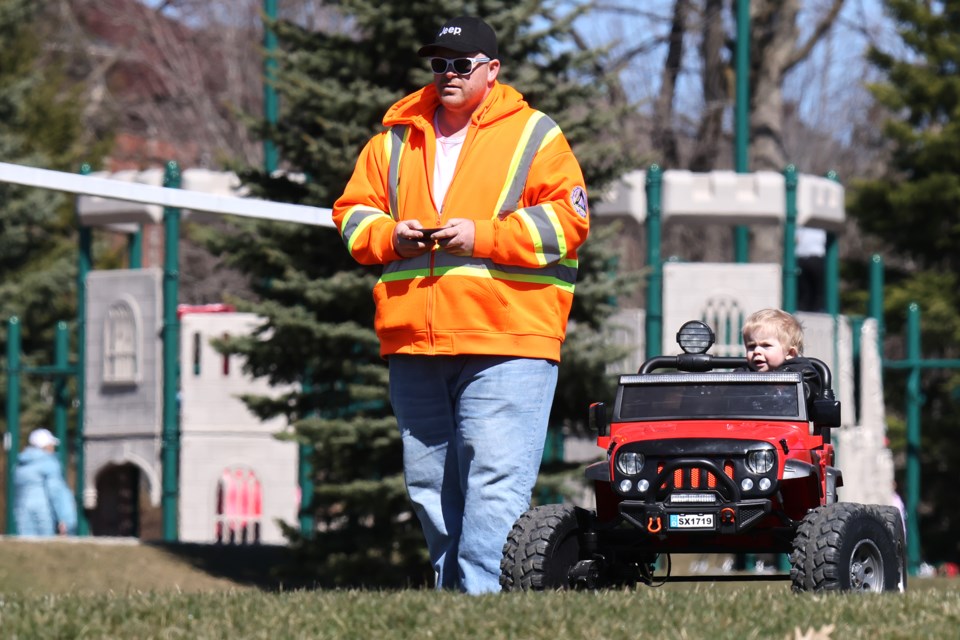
xmin=656 ymin=462 xmax=735 ymax=490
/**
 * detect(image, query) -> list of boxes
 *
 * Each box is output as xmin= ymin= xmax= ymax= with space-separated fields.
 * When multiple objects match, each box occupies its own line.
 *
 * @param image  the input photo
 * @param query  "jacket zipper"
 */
xmin=427 ymin=246 xmax=437 ymax=351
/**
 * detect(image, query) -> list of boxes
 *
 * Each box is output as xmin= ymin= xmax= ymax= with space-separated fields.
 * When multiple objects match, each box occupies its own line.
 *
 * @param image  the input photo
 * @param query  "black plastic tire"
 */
xmin=865 ymin=504 xmax=908 ymax=592
xmin=500 ymin=504 xmax=581 ymax=591
xmin=790 ymin=502 xmax=900 ymax=593
xmin=789 ymin=506 xmax=819 ymax=591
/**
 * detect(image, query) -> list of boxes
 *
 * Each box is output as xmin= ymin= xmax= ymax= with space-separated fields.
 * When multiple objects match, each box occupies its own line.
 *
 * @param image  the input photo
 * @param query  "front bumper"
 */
xmin=619 ymin=498 xmax=773 ymax=535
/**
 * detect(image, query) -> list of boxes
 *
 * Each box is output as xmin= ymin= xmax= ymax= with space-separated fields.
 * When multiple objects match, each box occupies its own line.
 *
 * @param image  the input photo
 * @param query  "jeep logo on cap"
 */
xmin=439 ymin=26 xmax=462 ymax=36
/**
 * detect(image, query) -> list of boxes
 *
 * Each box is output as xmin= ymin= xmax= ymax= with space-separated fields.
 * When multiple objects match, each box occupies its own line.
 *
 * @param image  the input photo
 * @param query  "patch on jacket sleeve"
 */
xmin=571 ymin=186 xmax=588 ymax=218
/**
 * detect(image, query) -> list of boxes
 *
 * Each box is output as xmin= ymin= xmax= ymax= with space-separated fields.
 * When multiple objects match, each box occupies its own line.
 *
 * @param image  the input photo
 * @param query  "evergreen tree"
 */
xmin=0 ymin=0 xmax=106 ymax=528
xmin=847 ymin=0 xmax=960 ymax=564
xmin=1 ymin=0 xmax=74 ymax=369
xmin=0 ymin=0 xmax=95 ymax=427
xmin=211 ymin=0 xmax=639 ymax=585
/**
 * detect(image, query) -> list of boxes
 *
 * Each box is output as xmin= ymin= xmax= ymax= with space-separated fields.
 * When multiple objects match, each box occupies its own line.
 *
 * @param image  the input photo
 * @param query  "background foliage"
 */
xmin=847 ymin=0 xmax=960 ymax=564
xmin=0 ymin=0 xmax=111 ymax=530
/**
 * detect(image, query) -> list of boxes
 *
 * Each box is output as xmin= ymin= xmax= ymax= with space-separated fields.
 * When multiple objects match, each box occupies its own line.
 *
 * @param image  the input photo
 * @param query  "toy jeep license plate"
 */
xmin=669 ymin=513 xmax=715 ymax=529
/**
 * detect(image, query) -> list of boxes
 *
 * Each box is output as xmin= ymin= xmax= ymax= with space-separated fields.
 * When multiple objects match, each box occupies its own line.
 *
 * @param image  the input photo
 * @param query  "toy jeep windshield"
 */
xmin=501 ymin=320 xmax=906 ymax=593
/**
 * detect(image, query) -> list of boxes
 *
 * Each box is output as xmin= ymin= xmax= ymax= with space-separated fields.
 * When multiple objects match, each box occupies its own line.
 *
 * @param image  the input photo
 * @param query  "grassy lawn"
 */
xmin=1 ymin=538 xmax=958 ymax=639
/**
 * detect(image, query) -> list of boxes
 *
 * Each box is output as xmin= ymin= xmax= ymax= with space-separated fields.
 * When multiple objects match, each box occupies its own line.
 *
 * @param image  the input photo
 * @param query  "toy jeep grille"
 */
xmin=658 ymin=461 xmax=735 ymax=491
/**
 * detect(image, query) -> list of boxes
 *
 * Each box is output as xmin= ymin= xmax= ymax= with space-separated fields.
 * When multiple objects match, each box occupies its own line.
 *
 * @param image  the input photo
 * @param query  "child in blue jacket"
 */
xmin=14 ymin=428 xmax=77 ymax=536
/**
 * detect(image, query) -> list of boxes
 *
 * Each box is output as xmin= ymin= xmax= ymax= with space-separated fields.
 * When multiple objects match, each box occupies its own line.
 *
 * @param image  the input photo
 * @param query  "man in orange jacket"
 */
xmin=333 ymin=15 xmax=589 ymax=594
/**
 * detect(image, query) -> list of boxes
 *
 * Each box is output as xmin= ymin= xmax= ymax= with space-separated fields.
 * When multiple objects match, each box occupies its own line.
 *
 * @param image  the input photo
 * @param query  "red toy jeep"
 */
xmin=501 ymin=320 xmax=906 ymax=593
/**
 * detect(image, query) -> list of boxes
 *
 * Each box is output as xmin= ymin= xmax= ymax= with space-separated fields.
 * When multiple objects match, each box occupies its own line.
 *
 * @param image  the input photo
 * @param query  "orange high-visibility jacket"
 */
xmin=333 ymin=82 xmax=590 ymax=362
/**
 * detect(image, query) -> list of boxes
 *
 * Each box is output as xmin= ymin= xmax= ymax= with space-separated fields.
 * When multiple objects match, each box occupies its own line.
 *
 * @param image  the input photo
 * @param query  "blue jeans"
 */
xmin=389 ymin=355 xmax=558 ymax=594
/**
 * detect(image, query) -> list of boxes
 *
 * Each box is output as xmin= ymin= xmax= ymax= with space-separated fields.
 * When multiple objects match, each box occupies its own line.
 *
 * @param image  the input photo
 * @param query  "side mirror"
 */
xmin=589 ymin=402 xmax=609 ymax=437
xmin=810 ymin=398 xmax=841 ymax=429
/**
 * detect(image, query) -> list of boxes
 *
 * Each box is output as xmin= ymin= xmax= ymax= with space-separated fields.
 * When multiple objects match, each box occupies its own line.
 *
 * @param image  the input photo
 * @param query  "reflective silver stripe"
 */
xmin=387 ymin=126 xmax=408 ymax=219
xmin=495 ymin=112 xmax=561 ymax=218
xmin=517 ymin=204 xmax=565 ymax=265
xmin=341 ymin=206 xmax=389 ymax=253
xmin=431 ymin=253 xmax=577 ymax=289
xmin=381 ymin=253 xmax=432 ymax=280
xmin=379 ymin=253 xmax=576 ymax=290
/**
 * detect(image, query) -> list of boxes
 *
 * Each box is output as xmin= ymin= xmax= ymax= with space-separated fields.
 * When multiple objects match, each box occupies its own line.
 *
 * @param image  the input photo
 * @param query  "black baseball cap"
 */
xmin=417 ymin=16 xmax=498 ymax=59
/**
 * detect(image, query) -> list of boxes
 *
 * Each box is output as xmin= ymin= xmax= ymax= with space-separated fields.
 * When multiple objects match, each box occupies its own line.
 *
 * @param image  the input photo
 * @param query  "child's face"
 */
xmin=744 ymin=329 xmax=796 ymax=371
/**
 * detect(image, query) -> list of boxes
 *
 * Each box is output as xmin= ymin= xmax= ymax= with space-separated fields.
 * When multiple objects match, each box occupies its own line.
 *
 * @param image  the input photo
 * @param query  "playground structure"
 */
xmin=75 ymin=167 xmax=310 ymax=544
xmin=1 ymin=160 xmax=330 ymax=543
xmin=0 ymin=158 xmax=939 ymax=575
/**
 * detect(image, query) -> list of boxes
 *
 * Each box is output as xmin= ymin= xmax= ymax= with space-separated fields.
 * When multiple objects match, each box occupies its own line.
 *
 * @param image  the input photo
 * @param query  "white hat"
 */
xmin=28 ymin=428 xmax=59 ymax=449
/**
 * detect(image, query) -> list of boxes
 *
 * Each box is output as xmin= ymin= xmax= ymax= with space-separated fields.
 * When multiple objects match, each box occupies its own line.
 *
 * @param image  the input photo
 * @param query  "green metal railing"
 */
xmin=161 ymin=161 xmax=182 ymax=541
xmin=782 ymin=165 xmax=798 ymax=312
xmin=733 ymin=0 xmax=750 ymax=263
xmin=4 ymin=318 xmax=21 ymax=534
xmin=75 ymin=164 xmax=92 ymax=535
xmin=884 ymin=302 xmax=960 ymax=575
xmin=644 ymin=166 xmax=663 ymax=360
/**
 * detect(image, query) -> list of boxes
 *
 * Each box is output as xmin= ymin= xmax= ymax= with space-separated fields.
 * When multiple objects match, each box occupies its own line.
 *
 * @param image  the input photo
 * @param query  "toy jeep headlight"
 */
xmin=747 ymin=449 xmax=776 ymax=475
xmin=676 ymin=320 xmax=715 ymax=354
xmin=615 ymin=451 xmax=645 ymax=476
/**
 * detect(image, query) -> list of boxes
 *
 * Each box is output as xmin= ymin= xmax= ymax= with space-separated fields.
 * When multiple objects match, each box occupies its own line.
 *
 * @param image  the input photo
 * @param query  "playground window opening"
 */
xmin=103 ymin=300 xmax=141 ymax=385
xmin=215 ymin=466 xmax=263 ymax=545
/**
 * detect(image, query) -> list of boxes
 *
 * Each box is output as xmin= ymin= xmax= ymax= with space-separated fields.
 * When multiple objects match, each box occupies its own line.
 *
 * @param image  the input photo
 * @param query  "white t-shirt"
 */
xmin=432 ymin=111 xmax=467 ymax=213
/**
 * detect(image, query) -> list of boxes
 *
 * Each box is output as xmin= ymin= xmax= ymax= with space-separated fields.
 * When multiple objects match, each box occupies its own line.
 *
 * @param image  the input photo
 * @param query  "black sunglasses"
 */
xmin=430 ymin=56 xmax=491 ymax=75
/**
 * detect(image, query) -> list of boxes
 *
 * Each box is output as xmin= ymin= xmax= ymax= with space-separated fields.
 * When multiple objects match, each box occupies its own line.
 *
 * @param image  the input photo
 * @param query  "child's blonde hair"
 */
xmin=741 ymin=308 xmax=805 ymax=354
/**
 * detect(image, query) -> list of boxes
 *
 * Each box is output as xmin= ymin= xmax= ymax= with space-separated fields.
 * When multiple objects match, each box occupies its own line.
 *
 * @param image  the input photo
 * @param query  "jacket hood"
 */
xmin=18 ymin=446 xmax=52 ymax=466
xmin=383 ymin=81 xmax=527 ymax=131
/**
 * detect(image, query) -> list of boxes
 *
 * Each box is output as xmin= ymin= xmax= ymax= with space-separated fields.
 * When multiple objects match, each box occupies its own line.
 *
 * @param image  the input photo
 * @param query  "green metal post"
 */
xmin=733 ymin=0 xmax=750 ymax=263
xmin=824 ymin=171 xmax=841 ymax=316
xmin=824 ymin=233 xmax=840 ymax=314
xmin=53 ymin=322 xmax=69 ymax=469
xmin=299 ymin=372 xmax=315 ymax=537
xmin=75 ymin=163 xmax=92 ymax=536
xmin=161 ymin=161 xmax=182 ymax=541
xmin=128 ymin=229 xmax=142 ymax=269
xmin=298 ymin=441 xmax=315 ymax=536
xmin=645 ymin=165 xmax=663 ymax=360
xmin=774 ymin=161 xmax=800 ymax=574
xmin=782 ymin=165 xmax=798 ymax=312
xmin=905 ymin=303 xmax=922 ymax=575
xmin=869 ymin=255 xmax=885 ymax=351
xmin=869 ymin=252 xmax=886 ymax=430
xmin=263 ymin=0 xmax=279 ymax=174
xmin=5 ymin=317 xmax=21 ymax=534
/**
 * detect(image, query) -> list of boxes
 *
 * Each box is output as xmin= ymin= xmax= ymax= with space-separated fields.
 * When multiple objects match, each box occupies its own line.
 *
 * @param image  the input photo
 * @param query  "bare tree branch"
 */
xmin=785 ymin=0 xmax=846 ymax=73
xmin=653 ymin=0 xmax=691 ymax=168
xmin=688 ymin=0 xmax=727 ymax=172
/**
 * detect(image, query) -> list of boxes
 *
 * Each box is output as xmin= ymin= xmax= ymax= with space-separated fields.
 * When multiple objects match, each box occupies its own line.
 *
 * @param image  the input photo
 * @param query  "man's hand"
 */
xmin=393 ymin=220 xmax=437 ymax=258
xmin=433 ymin=218 xmax=475 ymax=257
xmin=57 ymin=522 xmax=67 ymax=536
